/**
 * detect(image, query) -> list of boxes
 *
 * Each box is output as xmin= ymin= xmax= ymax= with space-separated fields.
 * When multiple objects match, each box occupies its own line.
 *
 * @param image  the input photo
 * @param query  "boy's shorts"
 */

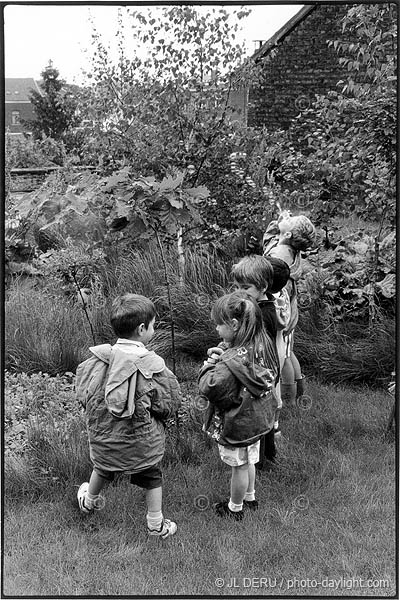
xmin=94 ymin=464 xmax=162 ymax=489
xmin=218 ymin=440 xmax=260 ymax=467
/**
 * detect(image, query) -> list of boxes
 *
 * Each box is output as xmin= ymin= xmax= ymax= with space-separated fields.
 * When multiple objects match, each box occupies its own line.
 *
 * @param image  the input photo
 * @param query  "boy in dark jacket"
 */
xmin=231 ymin=255 xmax=288 ymax=468
xmin=76 ymin=293 xmax=181 ymax=539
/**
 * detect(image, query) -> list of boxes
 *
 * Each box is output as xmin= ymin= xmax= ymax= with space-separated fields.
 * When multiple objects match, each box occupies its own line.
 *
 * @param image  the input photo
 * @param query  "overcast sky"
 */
xmin=4 ymin=3 xmax=303 ymax=84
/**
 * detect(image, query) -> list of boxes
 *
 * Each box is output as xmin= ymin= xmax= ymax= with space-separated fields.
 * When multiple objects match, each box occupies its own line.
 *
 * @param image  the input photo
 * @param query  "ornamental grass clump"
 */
xmin=5 ymin=279 xmax=89 ymax=374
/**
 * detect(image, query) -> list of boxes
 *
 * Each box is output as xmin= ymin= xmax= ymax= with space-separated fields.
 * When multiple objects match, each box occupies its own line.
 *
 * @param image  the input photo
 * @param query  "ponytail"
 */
xmin=211 ymin=291 xmax=278 ymax=376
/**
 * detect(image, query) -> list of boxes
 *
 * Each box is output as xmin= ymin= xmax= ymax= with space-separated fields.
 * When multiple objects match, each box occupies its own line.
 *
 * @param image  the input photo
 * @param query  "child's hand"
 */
xmin=278 ymin=210 xmax=291 ymax=222
xmin=205 ymin=346 xmax=224 ymax=365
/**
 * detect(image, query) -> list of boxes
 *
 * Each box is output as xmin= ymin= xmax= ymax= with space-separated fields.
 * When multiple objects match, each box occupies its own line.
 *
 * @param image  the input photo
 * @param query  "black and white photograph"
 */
xmin=3 ymin=1 xmax=397 ymax=597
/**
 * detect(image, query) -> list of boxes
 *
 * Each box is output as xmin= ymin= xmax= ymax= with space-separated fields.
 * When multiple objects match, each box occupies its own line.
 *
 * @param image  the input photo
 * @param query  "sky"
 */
xmin=4 ymin=3 xmax=303 ymax=84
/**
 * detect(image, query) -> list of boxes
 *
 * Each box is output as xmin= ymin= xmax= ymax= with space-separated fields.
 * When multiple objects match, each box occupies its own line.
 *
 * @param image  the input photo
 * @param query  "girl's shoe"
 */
xmin=77 ymin=482 xmax=104 ymax=514
xmin=148 ymin=519 xmax=177 ymax=539
xmin=214 ymin=500 xmax=244 ymax=521
xmin=243 ymin=499 xmax=259 ymax=510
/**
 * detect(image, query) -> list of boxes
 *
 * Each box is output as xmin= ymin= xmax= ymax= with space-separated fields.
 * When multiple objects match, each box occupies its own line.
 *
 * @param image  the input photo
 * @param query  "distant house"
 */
xmin=247 ymin=4 xmax=356 ymax=130
xmin=5 ymin=78 xmax=41 ymax=137
xmin=228 ymin=4 xmax=377 ymax=130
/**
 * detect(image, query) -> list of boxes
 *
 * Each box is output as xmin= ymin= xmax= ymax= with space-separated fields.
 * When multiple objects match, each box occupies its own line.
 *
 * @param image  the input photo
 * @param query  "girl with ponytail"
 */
xmin=198 ymin=291 xmax=278 ymax=520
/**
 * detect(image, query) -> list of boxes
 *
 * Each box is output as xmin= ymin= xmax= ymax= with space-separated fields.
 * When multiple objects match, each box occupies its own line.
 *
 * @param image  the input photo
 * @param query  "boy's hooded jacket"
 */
xmin=262 ymin=219 xmax=301 ymax=334
xmin=198 ymin=347 xmax=277 ymax=447
xmin=76 ymin=343 xmax=181 ymax=473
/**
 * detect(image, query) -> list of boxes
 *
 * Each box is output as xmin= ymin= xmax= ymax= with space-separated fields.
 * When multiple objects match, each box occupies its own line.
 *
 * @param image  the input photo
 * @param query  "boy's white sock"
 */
xmin=85 ymin=491 xmax=100 ymax=510
xmin=274 ymin=420 xmax=279 ymax=430
xmin=244 ymin=491 xmax=255 ymax=502
xmin=147 ymin=510 xmax=163 ymax=530
xmin=228 ymin=499 xmax=243 ymax=512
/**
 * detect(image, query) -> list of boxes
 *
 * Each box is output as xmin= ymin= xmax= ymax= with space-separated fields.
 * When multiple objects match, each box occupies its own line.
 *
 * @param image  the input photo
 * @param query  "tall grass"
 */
xmin=296 ymin=309 xmax=395 ymax=387
xmin=5 ymin=278 xmax=90 ymax=373
xmin=5 ymin=243 xmax=395 ymax=385
xmin=5 ymin=246 xmax=232 ymax=372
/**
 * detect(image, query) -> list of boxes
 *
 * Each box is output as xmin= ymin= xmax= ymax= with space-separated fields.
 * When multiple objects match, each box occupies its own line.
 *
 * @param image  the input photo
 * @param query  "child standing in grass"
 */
xmin=263 ymin=211 xmax=316 ymax=406
xmin=75 ymin=293 xmax=181 ymax=539
xmin=231 ymin=255 xmax=289 ymax=466
xmin=199 ymin=291 xmax=278 ymax=520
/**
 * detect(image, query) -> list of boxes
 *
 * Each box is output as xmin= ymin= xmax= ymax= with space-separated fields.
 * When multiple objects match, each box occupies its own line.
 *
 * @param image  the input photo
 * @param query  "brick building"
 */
xmin=227 ymin=4 xmax=378 ymax=130
xmin=247 ymin=4 xmax=357 ymax=130
xmin=5 ymin=78 xmax=41 ymax=137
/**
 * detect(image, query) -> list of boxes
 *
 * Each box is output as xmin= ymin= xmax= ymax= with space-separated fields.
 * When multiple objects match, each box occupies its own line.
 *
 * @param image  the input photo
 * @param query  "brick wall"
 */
xmin=5 ymin=102 xmax=36 ymax=134
xmin=10 ymin=168 xmax=60 ymax=192
xmin=247 ymin=4 xmax=354 ymax=130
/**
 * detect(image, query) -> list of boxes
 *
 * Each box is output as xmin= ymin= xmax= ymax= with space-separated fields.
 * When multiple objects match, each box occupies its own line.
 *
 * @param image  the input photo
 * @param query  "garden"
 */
xmin=4 ymin=4 xmax=396 ymax=597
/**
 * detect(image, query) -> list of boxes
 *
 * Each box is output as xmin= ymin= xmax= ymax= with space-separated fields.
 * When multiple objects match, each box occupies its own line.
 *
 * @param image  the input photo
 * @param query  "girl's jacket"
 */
xmin=198 ymin=347 xmax=278 ymax=447
xmin=76 ymin=343 xmax=181 ymax=474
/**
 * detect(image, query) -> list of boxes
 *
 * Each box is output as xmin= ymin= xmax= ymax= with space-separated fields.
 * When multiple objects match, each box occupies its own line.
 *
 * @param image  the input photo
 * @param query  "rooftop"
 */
xmin=5 ymin=78 xmax=42 ymax=101
xmin=252 ymin=5 xmax=316 ymax=61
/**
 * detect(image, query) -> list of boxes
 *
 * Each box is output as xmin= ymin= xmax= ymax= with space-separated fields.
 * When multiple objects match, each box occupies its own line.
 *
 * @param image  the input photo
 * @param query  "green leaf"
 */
xmin=159 ymin=172 xmax=184 ymax=191
xmin=185 ymin=186 xmax=210 ymax=203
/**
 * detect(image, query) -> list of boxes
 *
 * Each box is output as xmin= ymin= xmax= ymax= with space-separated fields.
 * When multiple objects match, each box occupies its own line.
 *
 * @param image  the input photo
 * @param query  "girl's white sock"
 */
xmin=147 ymin=510 xmax=163 ymax=530
xmin=274 ymin=420 xmax=279 ymax=430
xmin=228 ymin=499 xmax=243 ymax=512
xmin=244 ymin=491 xmax=255 ymax=502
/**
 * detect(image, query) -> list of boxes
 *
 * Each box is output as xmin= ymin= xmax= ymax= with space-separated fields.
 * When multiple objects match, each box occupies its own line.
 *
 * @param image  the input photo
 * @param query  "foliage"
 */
xmin=288 ymin=3 xmax=396 ymax=226
xmin=74 ymin=6 xmax=273 ymax=240
xmin=4 ymin=371 xmax=80 ymax=457
xmin=299 ymin=227 xmax=395 ymax=322
xmin=226 ymin=4 xmax=396 ymax=231
xmin=5 ymin=134 xmax=65 ymax=169
xmin=4 ymin=370 xmax=89 ymax=499
xmin=80 ymin=6 xmax=252 ymax=174
xmin=24 ymin=61 xmax=82 ymax=155
xmin=11 ymin=169 xmax=107 ymax=253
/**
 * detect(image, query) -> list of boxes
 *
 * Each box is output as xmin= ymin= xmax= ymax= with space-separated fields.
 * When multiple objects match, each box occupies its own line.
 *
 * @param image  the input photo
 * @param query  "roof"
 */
xmin=252 ymin=5 xmax=316 ymax=61
xmin=5 ymin=78 xmax=42 ymax=102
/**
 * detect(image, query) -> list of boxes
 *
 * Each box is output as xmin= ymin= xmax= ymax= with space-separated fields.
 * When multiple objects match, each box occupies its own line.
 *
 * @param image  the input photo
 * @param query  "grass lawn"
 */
xmin=3 ymin=377 xmax=397 ymax=597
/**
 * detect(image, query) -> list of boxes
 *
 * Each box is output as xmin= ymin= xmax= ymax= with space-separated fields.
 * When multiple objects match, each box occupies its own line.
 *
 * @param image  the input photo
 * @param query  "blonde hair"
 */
xmin=286 ymin=216 xmax=316 ymax=251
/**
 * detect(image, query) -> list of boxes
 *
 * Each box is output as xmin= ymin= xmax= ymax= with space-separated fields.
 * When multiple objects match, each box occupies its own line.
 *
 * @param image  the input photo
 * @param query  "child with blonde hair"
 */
xmin=263 ymin=211 xmax=316 ymax=405
xmin=198 ymin=291 xmax=278 ymax=520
